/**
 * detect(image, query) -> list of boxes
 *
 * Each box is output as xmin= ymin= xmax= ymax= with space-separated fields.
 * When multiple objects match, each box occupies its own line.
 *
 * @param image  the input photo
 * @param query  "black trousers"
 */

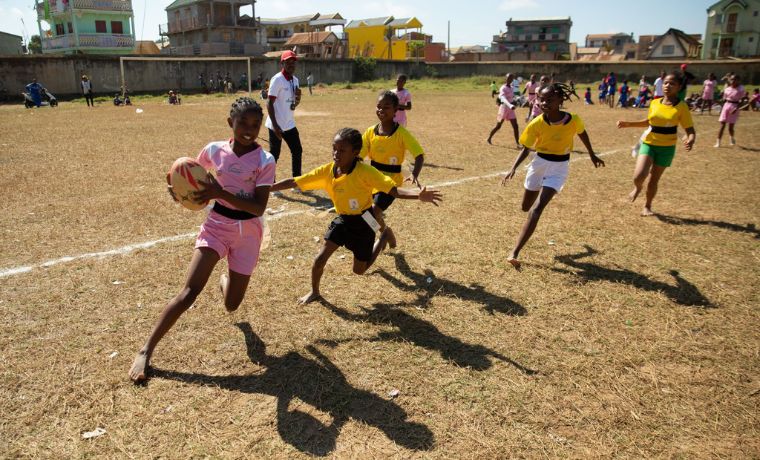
xmin=85 ymin=92 xmax=94 ymax=106
xmin=268 ymin=127 xmax=303 ymax=177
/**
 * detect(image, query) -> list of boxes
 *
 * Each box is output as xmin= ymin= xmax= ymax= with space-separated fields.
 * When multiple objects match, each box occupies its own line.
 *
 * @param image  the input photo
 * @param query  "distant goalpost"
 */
xmin=119 ymin=56 xmax=252 ymax=96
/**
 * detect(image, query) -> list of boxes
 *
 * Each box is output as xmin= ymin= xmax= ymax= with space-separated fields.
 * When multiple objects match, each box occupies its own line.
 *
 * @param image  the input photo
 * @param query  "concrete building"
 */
xmin=702 ymin=0 xmax=760 ymax=59
xmin=345 ymin=16 xmax=424 ymax=60
xmin=260 ymin=13 xmax=345 ymax=52
xmin=644 ymin=28 xmax=702 ymax=60
xmin=284 ymin=31 xmax=343 ymax=59
xmin=585 ymin=32 xmax=635 ymax=55
xmin=160 ymin=0 xmax=267 ymax=55
xmin=0 ymin=31 xmax=24 ymax=55
xmin=35 ymin=0 xmax=135 ymax=54
xmin=491 ymin=17 xmax=572 ymax=58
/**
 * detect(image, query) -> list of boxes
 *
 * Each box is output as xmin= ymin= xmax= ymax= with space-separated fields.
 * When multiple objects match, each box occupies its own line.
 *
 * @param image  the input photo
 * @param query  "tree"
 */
xmin=28 ymin=35 xmax=42 ymax=54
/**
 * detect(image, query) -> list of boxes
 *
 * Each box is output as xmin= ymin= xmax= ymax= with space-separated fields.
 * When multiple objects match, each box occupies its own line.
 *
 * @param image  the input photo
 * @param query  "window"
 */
xmin=754 ymin=10 xmax=758 ymax=16
xmin=714 ymin=14 xmax=722 ymax=25
xmin=55 ymin=23 xmax=64 ymax=35
xmin=95 ymin=20 xmax=107 ymax=33
xmin=111 ymin=21 xmax=123 ymax=34
xmin=712 ymin=38 xmax=718 ymax=47
xmin=727 ymin=13 xmax=737 ymax=32
xmin=538 ymin=34 xmax=546 ymax=40
xmin=67 ymin=22 xmax=73 ymax=33
xmin=750 ymin=37 xmax=754 ymax=42
xmin=662 ymin=44 xmax=675 ymax=55
xmin=552 ymin=34 xmax=559 ymax=40
xmin=551 ymin=27 xmax=559 ymax=33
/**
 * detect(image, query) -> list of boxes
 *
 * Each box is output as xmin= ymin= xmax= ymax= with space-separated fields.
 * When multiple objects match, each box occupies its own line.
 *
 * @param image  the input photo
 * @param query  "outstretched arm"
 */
xmin=577 ymin=131 xmax=605 ymax=168
xmin=389 ymin=186 xmax=442 ymax=206
xmin=269 ymin=178 xmax=298 ymax=192
xmin=501 ymin=146 xmax=530 ymax=184
xmin=617 ymin=119 xmax=649 ymax=128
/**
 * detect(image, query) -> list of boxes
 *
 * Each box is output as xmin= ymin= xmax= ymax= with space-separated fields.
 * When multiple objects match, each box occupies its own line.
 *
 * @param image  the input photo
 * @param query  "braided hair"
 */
xmin=229 ymin=96 xmax=263 ymax=119
xmin=335 ymin=127 xmax=363 ymax=153
xmin=378 ymin=89 xmax=400 ymax=108
xmin=543 ymin=82 xmax=579 ymax=105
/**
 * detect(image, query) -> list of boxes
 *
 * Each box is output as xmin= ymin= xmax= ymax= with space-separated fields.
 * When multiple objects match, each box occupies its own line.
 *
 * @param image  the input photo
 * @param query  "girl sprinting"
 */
xmin=501 ymin=83 xmax=605 ymax=270
xmin=487 ymin=73 xmax=521 ymax=147
xmin=617 ymin=72 xmax=696 ymax=216
xmin=129 ymin=97 xmax=276 ymax=383
xmin=270 ymin=128 xmax=441 ymax=305
xmin=361 ymin=90 xmax=426 ymax=247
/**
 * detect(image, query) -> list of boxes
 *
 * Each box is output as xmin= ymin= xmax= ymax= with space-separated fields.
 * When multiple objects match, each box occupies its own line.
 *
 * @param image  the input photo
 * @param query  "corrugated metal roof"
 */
xmin=345 ymin=17 xmax=393 ymax=28
xmin=259 ymin=14 xmax=319 ymax=25
xmin=285 ymin=31 xmax=337 ymax=45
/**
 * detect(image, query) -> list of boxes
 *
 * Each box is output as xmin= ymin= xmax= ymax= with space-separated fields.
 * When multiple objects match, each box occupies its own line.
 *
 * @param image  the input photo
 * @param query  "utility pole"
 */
xmin=447 ymin=20 xmax=450 ymax=60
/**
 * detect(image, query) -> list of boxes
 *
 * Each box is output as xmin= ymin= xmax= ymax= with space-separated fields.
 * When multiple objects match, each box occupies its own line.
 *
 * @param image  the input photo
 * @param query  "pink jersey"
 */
xmin=392 ymin=88 xmax=412 ymax=126
xmin=499 ymin=84 xmax=514 ymax=104
xmin=702 ymin=79 xmax=716 ymax=100
xmin=196 ymin=140 xmax=276 ymax=211
xmin=524 ymin=81 xmax=539 ymax=103
xmin=719 ymin=85 xmax=746 ymax=124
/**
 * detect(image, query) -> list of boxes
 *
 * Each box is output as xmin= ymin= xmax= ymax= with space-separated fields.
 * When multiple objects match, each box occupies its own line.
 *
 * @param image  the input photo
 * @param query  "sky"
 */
xmin=1 ymin=0 xmax=715 ymax=48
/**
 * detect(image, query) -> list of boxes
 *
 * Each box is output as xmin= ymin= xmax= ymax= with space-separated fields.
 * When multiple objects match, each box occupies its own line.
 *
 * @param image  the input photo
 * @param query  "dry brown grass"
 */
xmin=1 ymin=86 xmax=759 ymax=458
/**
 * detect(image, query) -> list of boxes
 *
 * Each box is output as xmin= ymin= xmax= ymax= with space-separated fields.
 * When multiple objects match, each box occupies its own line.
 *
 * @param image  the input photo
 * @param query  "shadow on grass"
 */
xmin=318 ymin=299 xmax=537 ymax=375
xmin=274 ymin=190 xmax=333 ymax=210
xmin=424 ymin=162 xmax=465 ymax=171
xmin=153 ymin=322 xmax=434 ymax=456
xmin=375 ymin=252 xmax=526 ymax=316
xmin=738 ymin=145 xmax=760 ymax=153
xmin=655 ymin=213 xmax=759 ymax=239
xmin=551 ymin=245 xmax=713 ymax=307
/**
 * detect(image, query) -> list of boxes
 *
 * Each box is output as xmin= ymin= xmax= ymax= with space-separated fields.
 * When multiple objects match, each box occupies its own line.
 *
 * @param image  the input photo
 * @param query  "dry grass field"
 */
xmin=1 ymin=81 xmax=759 ymax=458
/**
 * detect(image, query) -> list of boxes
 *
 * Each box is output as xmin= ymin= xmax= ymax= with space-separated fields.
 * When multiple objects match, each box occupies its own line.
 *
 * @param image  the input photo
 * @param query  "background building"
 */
xmin=491 ymin=17 xmax=572 ymax=59
xmin=35 ymin=0 xmax=135 ymax=54
xmin=260 ymin=13 xmax=345 ymax=52
xmin=284 ymin=31 xmax=343 ymax=59
xmin=644 ymin=28 xmax=702 ymax=60
xmin=345 ymin=16 xmax=423 ymax=60
xmin=702 ymin=0 xmax=760 ymax=59
xmin=0 ymin=31 xmax=24 ymax=55
xmin=160 ymin=0 xmax=266 ymax=55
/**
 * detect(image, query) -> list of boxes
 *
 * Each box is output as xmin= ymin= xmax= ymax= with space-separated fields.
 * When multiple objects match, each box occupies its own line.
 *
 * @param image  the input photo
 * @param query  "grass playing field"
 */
xmin=1 ymin=81 xmax=758 ymax=458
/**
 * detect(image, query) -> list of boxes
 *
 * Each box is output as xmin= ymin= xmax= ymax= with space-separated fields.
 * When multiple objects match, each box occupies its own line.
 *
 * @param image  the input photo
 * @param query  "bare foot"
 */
xmin=487 ymin=138 xmax=493 ymax=145
xmin=641 ymin=207 xmax=654 ymax=217
xmin=507 ymin=257 xmax=522 ymax=271
xmin=298 ymin=291 xmax=322 ymax=305
xmin=385 ymin=227 xmax=397 ymax=249
xmin=129 ymin=351 xmax=150 ymax=383
xmin=628 ymin=186 xmax=641 ymax=202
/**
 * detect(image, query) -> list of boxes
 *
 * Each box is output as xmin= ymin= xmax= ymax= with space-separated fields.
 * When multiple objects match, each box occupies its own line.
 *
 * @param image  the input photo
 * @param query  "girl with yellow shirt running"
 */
xmin=360 ymin=90 xmax=426 ymax=248
xmin=501 ymin=83 xmax=605 ymax=270
xmin=270 ymin=128 xmax=441 ymax=304
xmin=617 ymin=72 xmax=696 ymax=216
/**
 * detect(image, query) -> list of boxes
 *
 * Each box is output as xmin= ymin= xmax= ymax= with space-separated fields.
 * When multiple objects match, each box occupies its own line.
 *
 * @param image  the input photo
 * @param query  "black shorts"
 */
xmin=325 ymin=214 xmax=375 ymax=262
xmin=373 ymin=191 xmax=396 ymax=211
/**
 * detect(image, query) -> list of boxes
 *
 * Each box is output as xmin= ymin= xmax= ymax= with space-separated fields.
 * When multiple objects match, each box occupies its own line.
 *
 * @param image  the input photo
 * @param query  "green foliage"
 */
xmin=353 ymin=57 xmax=377 ymax=82
xmin=28 ymin=35 xmax=42 ymax=54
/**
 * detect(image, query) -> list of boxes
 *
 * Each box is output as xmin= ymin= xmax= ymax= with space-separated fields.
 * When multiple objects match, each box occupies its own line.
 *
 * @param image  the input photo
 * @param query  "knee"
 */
xmin=178 ymin=285 xmax=203 ymax=305
xmin=521 ymin=203 xmax=532 ymax=212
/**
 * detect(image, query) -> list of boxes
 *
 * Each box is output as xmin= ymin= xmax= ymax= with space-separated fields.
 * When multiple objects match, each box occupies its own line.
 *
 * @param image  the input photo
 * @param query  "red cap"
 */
xmin=281 ymin=50 xmax=297 ymax=62
xmin=680 ymin=63 xmax=687 ymax=70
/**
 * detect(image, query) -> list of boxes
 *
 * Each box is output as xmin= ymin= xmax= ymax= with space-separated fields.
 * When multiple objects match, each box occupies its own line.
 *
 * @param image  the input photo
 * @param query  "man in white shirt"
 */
xmin=266 ymin=50 xmax=303 ymax=177
xmin=653 ymin=71 xmax=665 ymax=99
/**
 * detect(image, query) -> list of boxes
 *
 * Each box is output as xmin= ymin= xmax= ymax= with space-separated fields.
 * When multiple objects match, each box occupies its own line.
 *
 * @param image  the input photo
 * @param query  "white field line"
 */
xmin=0 ymin=150 xmax=621 ymax=279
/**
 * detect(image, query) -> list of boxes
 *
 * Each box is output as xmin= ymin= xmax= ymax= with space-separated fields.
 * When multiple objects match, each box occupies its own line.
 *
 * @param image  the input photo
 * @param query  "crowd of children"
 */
xmin=127 ymin=66 xmax=755 ymax=384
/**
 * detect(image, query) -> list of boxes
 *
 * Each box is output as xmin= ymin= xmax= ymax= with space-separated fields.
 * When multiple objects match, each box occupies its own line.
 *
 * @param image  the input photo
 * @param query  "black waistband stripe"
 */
xmin=537 ymin=152 xmax=570 ymax=162
xmin=371 ymin=160 xmax=402 ymax=173
xmin=649 ymin=125 xmax=678 ymax=134
xmin=213 ymin=202 xmax=257 ymax=220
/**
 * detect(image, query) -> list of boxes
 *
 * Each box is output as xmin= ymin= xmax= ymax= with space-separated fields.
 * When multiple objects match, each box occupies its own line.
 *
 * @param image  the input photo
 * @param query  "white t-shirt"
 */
xmin=265 ymin=71 xmax=299 ymax=132
xmin=653 ymin=77 xmax=664 ymax=97
xmin=81 ymin=80 xmax=92 ymax=92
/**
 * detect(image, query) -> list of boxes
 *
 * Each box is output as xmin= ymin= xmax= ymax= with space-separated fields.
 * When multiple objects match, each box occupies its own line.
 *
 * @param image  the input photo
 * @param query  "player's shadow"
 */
xmin=738 ymin=145 xmax=760 ymax=153
xmin=318 ymin=299 xmax=536 ymax=375
xmin=374 ymin=252 xmax=526 ymax=316
xmin=655 ymin=213 xmax=759 ymax=239
xmin=424 ymin=162 xmax=464 ymax=171
xmin=152 ymin=322 xmax=434 ymax=456
xmin=275 ymin=190 xmax=333 ymax=210
xmin=551 ymin=245 xmax=712 ymax=307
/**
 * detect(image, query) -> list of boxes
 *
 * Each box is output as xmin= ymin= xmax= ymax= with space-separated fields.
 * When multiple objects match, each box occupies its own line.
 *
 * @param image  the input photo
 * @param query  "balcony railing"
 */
xmin=42 ymin=33 xmax=134 ymax=50
xmin=163 ymin=15 xmax=259 ymax=34
xmin=37 ymin=0 xmax=132 ymax=19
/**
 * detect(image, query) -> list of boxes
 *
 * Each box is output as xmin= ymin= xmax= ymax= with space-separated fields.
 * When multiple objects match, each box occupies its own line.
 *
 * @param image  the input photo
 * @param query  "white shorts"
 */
xmin=524 ymin=155 xmax=569 ymax=192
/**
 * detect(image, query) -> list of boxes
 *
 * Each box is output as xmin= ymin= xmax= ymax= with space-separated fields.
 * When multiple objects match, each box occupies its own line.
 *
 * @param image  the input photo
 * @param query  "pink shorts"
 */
xmin=701 ymin=89 xmax=713 ymax=101
xmin=719 ymin=102 xmax=740 ymax=124
xmin=195 ymin=211 xmax=263 ymax=276
xmin=498 ymin=104 xmax=516 ymax=121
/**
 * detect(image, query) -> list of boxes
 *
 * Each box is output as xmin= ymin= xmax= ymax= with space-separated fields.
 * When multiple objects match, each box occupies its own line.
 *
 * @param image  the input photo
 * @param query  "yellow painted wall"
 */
xmin=347 ymin=24 xmax=409 ymax=60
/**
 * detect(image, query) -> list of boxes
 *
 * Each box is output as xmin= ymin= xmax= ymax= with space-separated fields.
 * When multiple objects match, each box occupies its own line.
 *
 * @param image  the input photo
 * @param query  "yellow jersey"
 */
xmin=519 ymin=112 xmax=585 ymax=155
xmin=294 ymin=161 xmax=396 ymax=215
xmin=644 ymin=98 xmax=694 ymax=147
xmin=360 ymin=124 xmax=424 ymax=186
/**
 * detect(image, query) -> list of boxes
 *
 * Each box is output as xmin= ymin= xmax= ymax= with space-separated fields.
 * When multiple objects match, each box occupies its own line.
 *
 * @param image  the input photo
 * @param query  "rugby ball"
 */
xmin=168 ymin=157 xmax=208 ymax=211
